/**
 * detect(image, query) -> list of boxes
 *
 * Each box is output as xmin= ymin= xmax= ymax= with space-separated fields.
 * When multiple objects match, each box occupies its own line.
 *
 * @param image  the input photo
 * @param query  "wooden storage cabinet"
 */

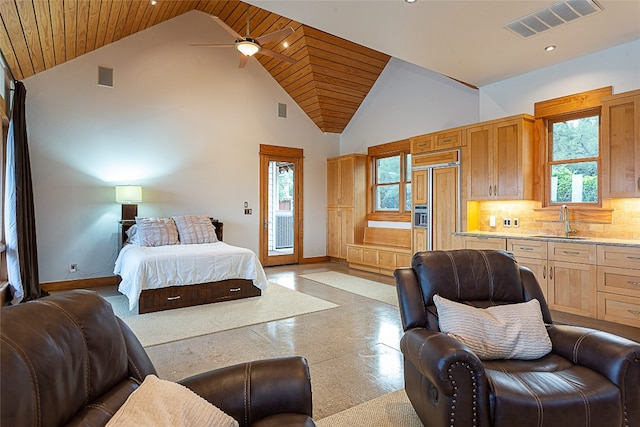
xmin=326 ymin=154 xmax=367 ymax=259
xmin=462 ymin=235 xmax=506 ymax=250
xmin=596 ymin=245 xmax=640 ymax=327
xmin=547 ymin=242 xmax=597 ymax=318
xmin=601 ymin=89 xmax=640 ymax=198
xmin=411 ymin=128 xmax=463 ymax=154
xmin=507 ymin=239 xmax=549 ymax=300
xmin=464 ymin=115 xmax=534 ymax=200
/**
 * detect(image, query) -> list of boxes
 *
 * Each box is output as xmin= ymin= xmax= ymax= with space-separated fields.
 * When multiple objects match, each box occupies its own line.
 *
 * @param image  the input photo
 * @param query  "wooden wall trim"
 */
xmin=367 ymin=139 xmax=410 ymax=156
xmin=41 ymin=276 xmax=120 ymax=292
xmin=259 ymin=144 xmax=303 ymax=158
xmin=300 ymin=256 xmax=330 ymax=264
xmin=534 ymin=86 xmax=612 ymax=117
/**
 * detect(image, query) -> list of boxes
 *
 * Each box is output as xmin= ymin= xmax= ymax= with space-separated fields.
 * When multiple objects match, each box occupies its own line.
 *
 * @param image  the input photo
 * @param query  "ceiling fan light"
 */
xmin=236 ymin=41 xmax=260 ymax=56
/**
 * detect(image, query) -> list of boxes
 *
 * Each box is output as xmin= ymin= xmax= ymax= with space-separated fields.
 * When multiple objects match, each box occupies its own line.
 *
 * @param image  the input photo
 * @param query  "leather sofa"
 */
xmin=395 ymin=249 xmax=640 ymax=427
xmin=0 ymin=289 xmax=317 ymax=427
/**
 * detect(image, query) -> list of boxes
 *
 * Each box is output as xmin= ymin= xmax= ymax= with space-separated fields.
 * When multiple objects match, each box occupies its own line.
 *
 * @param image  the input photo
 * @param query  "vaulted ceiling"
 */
xmin=0 ymin=0 xmax=390 ymax=133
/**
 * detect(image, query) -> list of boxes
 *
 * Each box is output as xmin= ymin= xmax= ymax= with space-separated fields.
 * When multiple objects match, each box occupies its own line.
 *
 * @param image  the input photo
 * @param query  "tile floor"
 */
xmin=99 ymin=261 xmax=640 ymax=421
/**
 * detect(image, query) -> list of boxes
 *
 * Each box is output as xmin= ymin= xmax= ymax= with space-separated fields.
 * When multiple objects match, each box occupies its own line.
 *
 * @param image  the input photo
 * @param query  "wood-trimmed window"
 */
xmin=535 ymin=87 xmax=611 ymax=207
xmin=368 ymin=139 xmax=411 ymax=221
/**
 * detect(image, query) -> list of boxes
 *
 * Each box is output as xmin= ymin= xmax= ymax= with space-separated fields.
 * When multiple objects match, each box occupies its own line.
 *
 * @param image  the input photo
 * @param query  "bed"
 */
xmin=114 ymin=215 xmax=268 ymax=314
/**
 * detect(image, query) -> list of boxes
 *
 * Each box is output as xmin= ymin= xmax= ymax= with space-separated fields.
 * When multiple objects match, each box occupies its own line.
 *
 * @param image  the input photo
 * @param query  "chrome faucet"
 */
xmin=560 ymin=204 xmax=577 ymax=238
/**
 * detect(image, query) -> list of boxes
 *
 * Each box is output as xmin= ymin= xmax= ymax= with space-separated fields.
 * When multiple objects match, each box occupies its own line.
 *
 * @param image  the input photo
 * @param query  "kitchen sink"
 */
xmin=532 ymin=235 xmax=589 ymax=240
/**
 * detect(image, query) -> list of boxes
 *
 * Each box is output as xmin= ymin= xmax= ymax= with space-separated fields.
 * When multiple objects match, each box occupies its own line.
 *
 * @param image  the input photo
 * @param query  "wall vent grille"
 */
xmin=503 ymin=0 xmax=603 ymax=38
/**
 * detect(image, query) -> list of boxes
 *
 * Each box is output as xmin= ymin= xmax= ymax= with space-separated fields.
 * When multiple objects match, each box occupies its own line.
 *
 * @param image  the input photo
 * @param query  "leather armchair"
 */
xmin=395 ymin=249 xmax=640 ymax=427
xmin=0 ymin=290 xmax=316 ymax=427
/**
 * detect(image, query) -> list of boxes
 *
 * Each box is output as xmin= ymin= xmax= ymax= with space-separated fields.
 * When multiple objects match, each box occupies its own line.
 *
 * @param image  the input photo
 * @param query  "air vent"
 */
xmin=504 ymin=0 xmax=603 ymax=38
xmin=98 ymin=66 xmax=113 ymax=87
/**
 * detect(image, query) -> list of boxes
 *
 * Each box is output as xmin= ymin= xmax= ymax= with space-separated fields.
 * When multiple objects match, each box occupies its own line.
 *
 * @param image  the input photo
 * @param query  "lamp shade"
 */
xmin=236 ymin=40 xmax=260 ymax=56
xmin=115 ymin=185 xmax=142 ymax=204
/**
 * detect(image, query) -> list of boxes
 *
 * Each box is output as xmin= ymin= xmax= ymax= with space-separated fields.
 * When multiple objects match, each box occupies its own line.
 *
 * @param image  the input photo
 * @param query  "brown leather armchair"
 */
xmin=395 ymin=249 xmax=640 ymax=427
xmin=0 ymin=290 xmax=317 ymax=427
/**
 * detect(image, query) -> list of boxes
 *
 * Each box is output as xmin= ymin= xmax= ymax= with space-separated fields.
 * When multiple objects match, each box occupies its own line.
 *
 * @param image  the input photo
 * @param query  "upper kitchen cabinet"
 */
xmin=602 ymin=89 xmax=640 ymax=198
xmin=326 ymin=154 xmax=367 ymax=259
xmin=411 ymin=128 xmax=463 ymax=155
xmin=464 ymin=114 xmax=535 ymax=200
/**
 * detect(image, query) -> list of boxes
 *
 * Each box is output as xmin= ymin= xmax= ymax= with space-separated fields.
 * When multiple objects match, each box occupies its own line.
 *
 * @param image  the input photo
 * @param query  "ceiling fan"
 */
xmin=192 ymin=14 xmax=296 ymax=68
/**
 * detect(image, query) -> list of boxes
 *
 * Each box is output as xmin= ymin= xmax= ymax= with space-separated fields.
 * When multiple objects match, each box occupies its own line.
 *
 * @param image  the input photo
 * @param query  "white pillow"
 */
xmin=172 ymin=215 xmax=218 ymax=244
xmin=433 ymin=294 xmax=552 ymax=360
xmin=106 ymin=375 xmax=238 ymax=427
xmin=135 ymin=217 xmax=179 ymax=247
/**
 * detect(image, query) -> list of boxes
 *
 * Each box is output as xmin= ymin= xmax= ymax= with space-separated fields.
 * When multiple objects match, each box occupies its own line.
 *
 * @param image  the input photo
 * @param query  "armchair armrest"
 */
xmin=548 ymin=324 xmax=640 ymax=387
xmin=179 ymin=356 xmax=313 ymax=427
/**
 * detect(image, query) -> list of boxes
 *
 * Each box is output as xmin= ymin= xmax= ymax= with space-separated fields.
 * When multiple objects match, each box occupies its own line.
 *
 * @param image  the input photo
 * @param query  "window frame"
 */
xmin=367 ymin=139 xmax=411 ymax=222
xmin=534 ymin=87 xmax=612 ymax=209
xmin=545 ymin=109 xmax=602 ymax=207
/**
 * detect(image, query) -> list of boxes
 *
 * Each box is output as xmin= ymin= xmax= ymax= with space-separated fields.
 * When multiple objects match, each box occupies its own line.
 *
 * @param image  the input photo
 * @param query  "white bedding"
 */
xmin=114 ymin=242 xmax=269 ymax=311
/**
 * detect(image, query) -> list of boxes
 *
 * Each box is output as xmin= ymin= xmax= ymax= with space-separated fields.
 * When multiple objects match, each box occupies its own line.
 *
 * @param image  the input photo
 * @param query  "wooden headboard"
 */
xmin=120 ymin=218 xmax=223 ymax=246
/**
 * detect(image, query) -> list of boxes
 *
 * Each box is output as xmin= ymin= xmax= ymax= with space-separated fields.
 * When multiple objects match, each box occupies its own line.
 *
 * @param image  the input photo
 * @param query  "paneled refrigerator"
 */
xmin=412 ymin=150 xmax=461 ymax=252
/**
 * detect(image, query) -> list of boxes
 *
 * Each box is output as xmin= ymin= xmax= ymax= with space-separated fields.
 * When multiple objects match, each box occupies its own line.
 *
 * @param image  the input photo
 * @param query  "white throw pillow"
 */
xmin=433 ymin=294 xmax=552 ymax=360
xmin=172 ymin=215 xmax=218 ymax=244
xmin=106 ymin=375 xmax=238 ymax=427
xmin=135 ymin=217 xmax=179 ymax=247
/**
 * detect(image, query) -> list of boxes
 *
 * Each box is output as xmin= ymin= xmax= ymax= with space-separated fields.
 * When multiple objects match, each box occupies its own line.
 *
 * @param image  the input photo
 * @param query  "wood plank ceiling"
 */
xmin=0 ymin=0 xmax=390 ymax=133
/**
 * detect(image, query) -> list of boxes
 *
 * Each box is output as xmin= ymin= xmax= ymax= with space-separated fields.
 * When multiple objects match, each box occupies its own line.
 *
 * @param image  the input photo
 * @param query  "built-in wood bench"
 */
xmin=346 ymin=227 xmax=412 ymax=276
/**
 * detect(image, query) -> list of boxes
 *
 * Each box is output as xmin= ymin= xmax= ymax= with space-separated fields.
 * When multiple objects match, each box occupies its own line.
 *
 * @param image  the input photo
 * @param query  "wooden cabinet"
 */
xmin=411 ymin=128 xmax=463 ymax=154
xmin=601 ymin=89 xmax=640 ymax=198
xmin=326 ymin=154 xmax=367 ymax=259
xmin=432 ymin=166 xmax=459 ymax=251
xmin=507 ymin=239 xmax=549 ymax=300
xmin=461 ymin=235 xmax=506 ymax=250
xmin=597 ymin=245 xmax=640 ymax=327
xmin=413 ymin=228 xmax=427 ymax=252
xmin=412 ymin=169 xmax=427 ymax=205
xmin=464 ymin=115 xmax=534 ymax=200
xmin=547 ymin=242 xmax=597 ymax=318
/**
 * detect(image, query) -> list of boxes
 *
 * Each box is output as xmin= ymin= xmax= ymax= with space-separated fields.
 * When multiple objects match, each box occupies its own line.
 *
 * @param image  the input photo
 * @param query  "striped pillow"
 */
xmin=135 ymin=217 xmax=179 ymax=247
xmin=172 ymin=215 xmax=218 ymax=244
xmin=433 ymin=294 xmax=552 ymax=360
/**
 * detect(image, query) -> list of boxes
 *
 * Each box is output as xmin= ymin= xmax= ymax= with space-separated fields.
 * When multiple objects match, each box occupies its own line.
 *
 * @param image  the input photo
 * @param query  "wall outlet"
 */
xmin=244 ymin=208 xmax=252 ymax=215
xmin=70 ymin=264 xmax=77 ymax=273
xmin=513 ymin=218 xmax=519 ymax=227
xmin=503 ymin=218 xmax=512 ymax=227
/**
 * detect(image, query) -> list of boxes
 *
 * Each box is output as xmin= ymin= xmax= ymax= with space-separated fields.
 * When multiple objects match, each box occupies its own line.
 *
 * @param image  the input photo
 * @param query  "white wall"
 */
xmin=24 ymin=10 xmax=338 ymax=282
xmin=340 ymin=57 xmax=480 ymax=154
xmin=479 ymin=39 xmax=640 ymax=120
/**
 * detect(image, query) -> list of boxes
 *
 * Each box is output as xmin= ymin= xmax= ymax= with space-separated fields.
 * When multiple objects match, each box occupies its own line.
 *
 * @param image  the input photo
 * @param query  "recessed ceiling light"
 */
xmin=405 ymin=0 xmax=417 ymax=3
xmin=544 ymin=45 xmax=557 ymax=51
xmin=283 ymin=42 xmax=289 ymax=48
xmin=150 ymin=0 xmax=157 ymax=5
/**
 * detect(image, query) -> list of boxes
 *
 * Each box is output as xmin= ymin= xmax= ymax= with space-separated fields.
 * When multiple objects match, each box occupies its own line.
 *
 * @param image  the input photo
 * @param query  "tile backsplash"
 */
xmin=469 ymin=199 xmax=640 ymax=240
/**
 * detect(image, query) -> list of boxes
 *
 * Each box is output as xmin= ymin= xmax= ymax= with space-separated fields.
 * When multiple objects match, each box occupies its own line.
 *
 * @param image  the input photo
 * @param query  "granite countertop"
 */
xmin=455 ymin=231 xmax=640 ymax=248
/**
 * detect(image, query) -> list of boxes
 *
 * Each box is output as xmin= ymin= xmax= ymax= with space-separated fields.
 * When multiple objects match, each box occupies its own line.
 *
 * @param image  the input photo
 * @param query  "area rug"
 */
xmin=301 ymin=271 xmax=398 ymax=306
xmin=106 ymin=283 xmax=338 ymax=347
xmin=317 ymin=389 xmax=422 ymax=427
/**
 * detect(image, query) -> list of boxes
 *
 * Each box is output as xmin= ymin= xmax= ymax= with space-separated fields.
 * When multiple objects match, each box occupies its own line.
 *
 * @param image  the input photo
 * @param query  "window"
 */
xmin=535 ymin=87 xmax=611 ymax=207
xmin=373 ymin=152 xmax=411 ymax=212
xmin=368 ymin=139 xmax=411 ymax=220
xmin=548 ymin=113 xmax=599 ymax=204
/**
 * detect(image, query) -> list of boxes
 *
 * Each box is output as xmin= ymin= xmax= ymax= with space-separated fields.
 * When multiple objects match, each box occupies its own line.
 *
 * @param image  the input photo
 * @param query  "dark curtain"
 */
xmin=6 ymin=81 xmax=47 ymax=302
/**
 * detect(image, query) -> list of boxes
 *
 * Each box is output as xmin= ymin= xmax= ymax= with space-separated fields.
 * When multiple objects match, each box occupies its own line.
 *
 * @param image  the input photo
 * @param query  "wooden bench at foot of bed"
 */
xmin=139 ymin=279 xmax=261 ymax=314
xmin=346 ymin=227 xmax=412 ymax=276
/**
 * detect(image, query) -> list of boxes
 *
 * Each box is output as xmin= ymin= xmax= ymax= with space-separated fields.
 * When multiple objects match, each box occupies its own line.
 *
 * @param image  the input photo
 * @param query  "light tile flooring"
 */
xmin=98 ymin=261 xmax=640 ymax=421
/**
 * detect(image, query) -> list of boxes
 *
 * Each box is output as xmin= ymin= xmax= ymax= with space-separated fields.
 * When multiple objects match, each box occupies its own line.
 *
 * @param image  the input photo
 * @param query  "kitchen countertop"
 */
xmin=455 ymin=231 xmax=640 ymax=248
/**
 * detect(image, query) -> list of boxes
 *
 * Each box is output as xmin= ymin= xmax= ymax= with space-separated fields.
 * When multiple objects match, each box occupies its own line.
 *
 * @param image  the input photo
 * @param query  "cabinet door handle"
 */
xmin=626 ymin=256 xmax=640 ymax=261
xmin=562 ymin=250 xmax=581 ymax=255
xmin=489 ymin=185 xmax=492 ymax=196
xmin=441 ymin=138 xmax=452 ymax=143
xmin=230 ymin=287 xmax=241 ymax=292
xmin=628 ymin=281 xmax=640 ymax=286
xmin=637 ymin=177 xmax=640 ymax=191
xmin=543 ymin=265 xmax=546 ymax=279
xmin=493 ymin=185 xmax=497 ymax=196
xmin=549 ymin=266 xmax=553 ymax=280
xmin=167 ymin=296 xmax=181 ymax=301
xmin=629 ymin=310 xmax=640 ymax=317
xmin=337 ymin=198 xmax=341 ymax=204
xmin=518 ymin=246 xmax=534 ymax=251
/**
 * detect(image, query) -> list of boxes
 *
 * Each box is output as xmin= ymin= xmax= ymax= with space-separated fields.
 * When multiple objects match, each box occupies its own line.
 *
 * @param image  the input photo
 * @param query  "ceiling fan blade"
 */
xmin=189 ymin=43 xmax=235 ymax=48
xmin=238 ymin=54 xmax=250 ymax=69
xmin=259 ymin=47 xmax=297 ymax=64
xmin=254 ymin=27 xmax=294 ymax=45
xmin=210 ymin=15 xmax=243 ymax=40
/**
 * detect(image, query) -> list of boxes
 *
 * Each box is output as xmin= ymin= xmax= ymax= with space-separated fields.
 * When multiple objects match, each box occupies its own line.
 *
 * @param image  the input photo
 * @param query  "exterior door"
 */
xmin=259 ymin=145 xmax=303 ymax=266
